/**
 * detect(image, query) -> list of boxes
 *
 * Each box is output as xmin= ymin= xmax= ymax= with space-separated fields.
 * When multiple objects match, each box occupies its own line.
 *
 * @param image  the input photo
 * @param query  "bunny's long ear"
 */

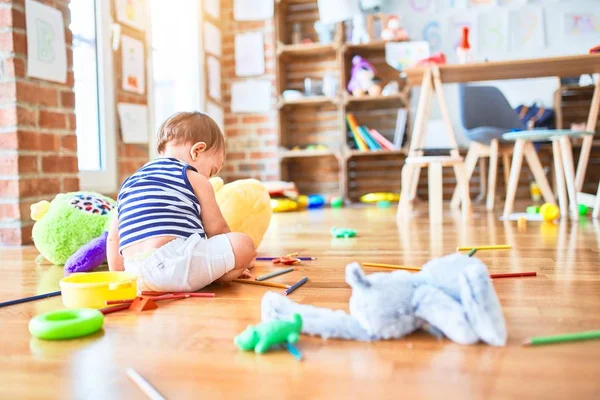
xmin=459 ymin=264 xmax=507 ymax=346
xmin=345 ymin=262 xmax=371 ymax=289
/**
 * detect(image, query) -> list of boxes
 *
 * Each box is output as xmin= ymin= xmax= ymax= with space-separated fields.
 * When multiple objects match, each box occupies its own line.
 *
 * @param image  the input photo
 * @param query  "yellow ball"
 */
xmin=539 ymin=203 xmax=560 ymax=222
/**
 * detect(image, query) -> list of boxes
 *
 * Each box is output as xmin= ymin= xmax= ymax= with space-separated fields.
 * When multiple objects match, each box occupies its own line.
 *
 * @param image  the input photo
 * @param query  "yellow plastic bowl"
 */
xmin=59 ymin=272 xmax=138 ymax=309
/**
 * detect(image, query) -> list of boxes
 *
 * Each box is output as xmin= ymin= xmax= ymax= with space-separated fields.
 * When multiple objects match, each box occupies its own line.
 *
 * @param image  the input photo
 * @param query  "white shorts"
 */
xmin=124 ymin=233 xmax=235 ymax=293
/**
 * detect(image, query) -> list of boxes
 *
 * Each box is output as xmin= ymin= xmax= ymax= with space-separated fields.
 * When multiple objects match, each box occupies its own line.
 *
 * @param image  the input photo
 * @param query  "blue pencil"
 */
xmin=0 ymin=290 xmax=61 ymax=308
xmin=283 ymin=277 xmax=308 ymax=296
xmin=256 ymin=267 xmax=295 ymax=281
xmin=285 ymin=343 xmax=303 ymax=361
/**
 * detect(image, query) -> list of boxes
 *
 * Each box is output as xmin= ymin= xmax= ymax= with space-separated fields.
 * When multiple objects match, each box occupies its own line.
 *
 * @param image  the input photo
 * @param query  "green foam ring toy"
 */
xmin=29 ymin=309 xmax=104 ymax=340
xmin=234 ymin=313 xmax=302 ymax=354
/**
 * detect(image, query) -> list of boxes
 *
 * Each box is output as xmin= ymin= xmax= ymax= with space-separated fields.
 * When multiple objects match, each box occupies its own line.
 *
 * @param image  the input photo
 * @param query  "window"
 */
xmin=69 ymin=0 xmax=116 ymax=193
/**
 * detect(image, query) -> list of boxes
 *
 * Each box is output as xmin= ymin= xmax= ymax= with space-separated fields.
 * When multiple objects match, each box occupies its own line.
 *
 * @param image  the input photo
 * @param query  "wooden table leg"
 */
xmin=551 ymin=140 xmax=568 ymax=219
xmin=559 ymin=136 xmax=579 ymax=221
xmin=575 ymin=77 xmax=600 ymax=192
xmin=428 ymin=163 xmax=443 ymax=224
xmin=486 ymin=139 xmax=499 ymax=211
xmin=502 ymin=152 xmax=511 ymax=190
xmin=503 ymin=139 xmax=525 ymax=218
xmin=523 ymin=141 xmax=556 ymax=204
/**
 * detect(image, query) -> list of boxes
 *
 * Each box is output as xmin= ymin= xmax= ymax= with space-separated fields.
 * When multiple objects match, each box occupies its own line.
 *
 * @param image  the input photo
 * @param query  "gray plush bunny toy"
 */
xmin=261 ymin=253 xmax=507 ymax=346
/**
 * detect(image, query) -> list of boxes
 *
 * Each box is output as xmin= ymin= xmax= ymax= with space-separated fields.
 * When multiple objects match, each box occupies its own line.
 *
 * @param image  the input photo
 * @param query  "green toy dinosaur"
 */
xmin=234 ymin=313 xmax=302 ymax=354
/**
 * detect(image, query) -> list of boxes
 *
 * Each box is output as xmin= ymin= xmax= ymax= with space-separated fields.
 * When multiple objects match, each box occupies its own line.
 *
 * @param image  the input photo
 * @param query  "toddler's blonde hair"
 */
xmin=156 ymin=111 xmax=224 ymax=154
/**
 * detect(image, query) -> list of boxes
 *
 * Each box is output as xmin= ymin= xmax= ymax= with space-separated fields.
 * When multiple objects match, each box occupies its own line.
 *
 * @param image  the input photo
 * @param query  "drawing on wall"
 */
xmin=478 ymin=11 xmax=509 ymax=52
xmin=117 ymin=103 xmax=149 ymax=144
xmin=231 ymin=80 xmax=272 ymax=113
xmin=498 ymin=0 xmax=527 ymax=5
xmin=317 ymin=0 xmax=360 ymax=25
xmin=207 ymin=56 xmax=222 ymax=101
xmin=447 ymin=14 xmax=478 ymax=50
xmin=385 ymin=41 xmax=431 ymax=71
xmin=422 ymin=21 xmax=442 ymax=53
xmin=470 ymin=0 xmax=496 ymax=5
xmin=563 ymin=13 xmax=600 ymax=35
xmin=121 ymin=35 xmax=145 ymax=95
xmin=115 ymin=0 xmax=145 ymax=31
xmin=409 ymin=0 xmax=436 ymax=13
xmin=234 ymin=0 xmax=273 ymax=21
xmin=25 ymin=0 xmax=67 ymax=83
xmin=235 ymin=32 xmax=265 ymax=77
xmin=448 ymin=0 xmax=468 ymax=8
xmin=511 ymin=7 xmax=545 ymax=51
xmin=204 ymin=22 xmax=222 ymax=57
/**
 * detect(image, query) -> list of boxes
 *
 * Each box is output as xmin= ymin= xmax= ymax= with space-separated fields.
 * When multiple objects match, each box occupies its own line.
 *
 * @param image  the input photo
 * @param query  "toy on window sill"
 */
xmin=347 ymin=56 xmax=381 ymax=97
xmin=331 ymin=227 xmax=357 ymax=238
xmin=234 ymin=313 xmax=303 ymax=354
xmin=262 ymin=254 xmax=507 ymax=346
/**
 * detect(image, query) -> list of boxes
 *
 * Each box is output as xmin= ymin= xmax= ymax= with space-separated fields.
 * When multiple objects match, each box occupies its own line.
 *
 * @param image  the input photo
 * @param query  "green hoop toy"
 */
xmin=29 ymin=309 xmax=104 ymax=340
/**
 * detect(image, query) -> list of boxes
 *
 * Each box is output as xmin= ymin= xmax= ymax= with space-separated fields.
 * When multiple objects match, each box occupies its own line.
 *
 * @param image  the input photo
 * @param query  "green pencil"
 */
xmin=523 ymin=330 xmax=600 ymax=346
xmin=467 ymin=248 xmax=477 ymax=257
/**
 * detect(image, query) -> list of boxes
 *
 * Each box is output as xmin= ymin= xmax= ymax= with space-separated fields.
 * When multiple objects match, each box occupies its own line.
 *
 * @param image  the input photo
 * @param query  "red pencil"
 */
xmin=490 ymin=272 xmax=537 ymax=279
xmin=100 ymin=303 xmax=131 ymax=314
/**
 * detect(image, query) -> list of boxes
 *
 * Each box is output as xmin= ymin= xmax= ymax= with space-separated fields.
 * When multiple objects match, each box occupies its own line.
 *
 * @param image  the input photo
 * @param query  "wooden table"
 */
xmin=399 ymin=54 xmax=600 ymax=218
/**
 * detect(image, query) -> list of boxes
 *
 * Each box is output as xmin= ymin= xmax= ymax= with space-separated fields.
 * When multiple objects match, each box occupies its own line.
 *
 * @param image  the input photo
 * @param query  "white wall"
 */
xmin=384 ymin=0 xmax=600 ymax=146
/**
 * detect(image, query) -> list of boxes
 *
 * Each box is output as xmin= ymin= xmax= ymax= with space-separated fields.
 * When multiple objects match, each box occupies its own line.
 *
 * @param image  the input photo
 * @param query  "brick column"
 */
xmin=0 ymin=0 xmax=77 ymax=245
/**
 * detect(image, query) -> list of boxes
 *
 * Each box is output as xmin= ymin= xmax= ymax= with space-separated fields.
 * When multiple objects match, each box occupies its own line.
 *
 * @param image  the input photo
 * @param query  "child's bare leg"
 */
xmin=214 ymin=232 xmax=256 ymax=283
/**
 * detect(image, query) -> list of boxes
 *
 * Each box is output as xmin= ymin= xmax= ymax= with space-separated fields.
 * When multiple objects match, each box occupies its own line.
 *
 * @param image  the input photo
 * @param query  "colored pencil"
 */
xmin=467 ymin=248 xmax=477 ymax=257
xmin=490 ymin=272 xmax=537 ymax=279
xmin=233 ymin=279 xmax=290 ymax=289
xmin=0 ymin=290 xmax=61 ymax=308
xmin=523 ymin=330 xmax=600 ymax=346
xmin=141 ymin=291 xmax=215 ymax=298
xmin=362 ymin=262 xmax=421 ymax=271
xmin=100 ymin=303 xmax=131 ymax=315
xmin=457 ymin=245 xmax=511 ymax=251
xmin=256 ymin=267 xmax=295 ymax=281
xmin=285 ymin=343 xmax=303 ymax=361
xmin=283 ymin=277 xmax=308 ymax=296
xmin=256 ymin=257 xmax=316 ymax=261
xmin=106 ymin=293 xmax=213 ymax=306
xmin=126 ymin=368 xmax=167 ymax=400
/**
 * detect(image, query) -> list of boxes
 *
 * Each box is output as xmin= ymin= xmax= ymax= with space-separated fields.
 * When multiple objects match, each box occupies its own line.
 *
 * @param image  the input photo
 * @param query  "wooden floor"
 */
xmin=1 ymin=204 xmax=600 ymax=399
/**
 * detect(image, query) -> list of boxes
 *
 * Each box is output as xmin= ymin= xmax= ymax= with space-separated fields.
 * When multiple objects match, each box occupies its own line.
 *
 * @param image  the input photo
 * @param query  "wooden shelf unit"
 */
xmin=274 ymin=0 xmax=409 ymax=201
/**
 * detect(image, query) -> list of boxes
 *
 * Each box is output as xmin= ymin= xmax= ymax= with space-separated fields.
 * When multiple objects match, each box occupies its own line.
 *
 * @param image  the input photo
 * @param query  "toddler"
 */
xmin=107 ymin=112 xmax=256 ymax=292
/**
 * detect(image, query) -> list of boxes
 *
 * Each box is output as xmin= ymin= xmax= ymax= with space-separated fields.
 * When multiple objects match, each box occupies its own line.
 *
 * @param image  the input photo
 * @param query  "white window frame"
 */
xmin=78 ymin=0 xmax=117 ymax=193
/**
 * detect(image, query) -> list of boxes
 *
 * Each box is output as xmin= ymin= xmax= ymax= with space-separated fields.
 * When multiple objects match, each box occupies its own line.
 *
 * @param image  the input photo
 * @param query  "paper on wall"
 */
xmin=231 ymin=80 xmax=272 ymax=113
xmin=207 ymin=102 xmax=224 ymax=132
xmin=422 ymin=20 xmax=443 ymax=53
xmin=511 ymin=7 xmax=545 ymax=51
xmin=317 ymin=0 xmax=361 ymax=25
xmin=408 ymin=0 xmax=436 ymax=13
xmin=204 ymin=22 xmax=222 ymax=56
xmin=563 ymin=12 xmax=600 ymax=36
xmin=207 ymin=56 xmax=222 ymax=101
xmin=118 ymin=103 xmax=149 ymax=144
xmin=235 ymin=32 xmax=265 ymax=77
xmin=234 ymin=0 xmax=273 ymax=21
xmin=115 ymin=0 xmax=145 ymax=31
xmin=385 ymin=41 xmax=431 ymax=71
xmin=25 ymin=0 xmax=67 ymax=83
xmin=204 ymin=0 xmax=220 ymax=19
xmin=121 ymin=35 xmax=145 ymax=95
xmin=478 ymin=10 xmax=509 ymax=52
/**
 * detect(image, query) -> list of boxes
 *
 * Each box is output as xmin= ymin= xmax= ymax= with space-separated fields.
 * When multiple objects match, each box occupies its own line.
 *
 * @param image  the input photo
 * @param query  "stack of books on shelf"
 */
xmin=346 ymin=113 xmax=404 ymax=152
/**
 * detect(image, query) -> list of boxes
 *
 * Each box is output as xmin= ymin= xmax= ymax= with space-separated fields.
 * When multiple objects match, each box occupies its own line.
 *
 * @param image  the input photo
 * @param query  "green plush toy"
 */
xmin=234 ymin=313 xmax=303 ymax=354
xmin=31 ymin=192 xmax=116 ymax=265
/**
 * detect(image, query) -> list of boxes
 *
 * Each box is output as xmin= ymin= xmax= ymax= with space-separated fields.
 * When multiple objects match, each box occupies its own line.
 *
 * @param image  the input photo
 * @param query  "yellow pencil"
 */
xmin=362 ymin=263 xmax=421 ymax=271
xmin=232 ymin=279 xmax=290 ymax=289
xmin=456 ymin=245 xmax=511 ymax=251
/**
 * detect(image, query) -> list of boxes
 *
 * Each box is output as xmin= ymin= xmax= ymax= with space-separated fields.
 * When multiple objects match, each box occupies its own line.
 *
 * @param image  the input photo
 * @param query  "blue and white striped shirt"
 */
xmin=117 ymin=157 xmax=206 ymax=253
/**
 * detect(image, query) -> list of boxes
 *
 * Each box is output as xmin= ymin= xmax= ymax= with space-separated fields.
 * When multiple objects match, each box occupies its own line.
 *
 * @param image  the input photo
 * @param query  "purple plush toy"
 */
xmin=347 ymin=55 xmax=377 ymax=95
xmin=64 ymin=231 xmax=109 ymax=275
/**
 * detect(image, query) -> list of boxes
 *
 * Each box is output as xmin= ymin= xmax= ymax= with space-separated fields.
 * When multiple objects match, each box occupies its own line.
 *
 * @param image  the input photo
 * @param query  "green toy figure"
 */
xmin=331 ymin=227 xmax=357 ymax=238
xmin=234 ymin=313 xmax=302 ymax=354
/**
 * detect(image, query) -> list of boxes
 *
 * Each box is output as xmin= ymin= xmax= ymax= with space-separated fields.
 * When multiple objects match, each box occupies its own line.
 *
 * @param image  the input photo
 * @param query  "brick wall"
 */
xmin=0 ymin=0 xmax=77 ymax=245
xmin=220 ymin=0 xmax=279 ymax=182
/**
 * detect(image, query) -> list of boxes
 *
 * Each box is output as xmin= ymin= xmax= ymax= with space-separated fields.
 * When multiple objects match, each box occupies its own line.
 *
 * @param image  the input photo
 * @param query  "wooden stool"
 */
xmin=399 ymin=156 xmax=469 ymax=223
xmin=502 ymin=130 xmax=594 ymax=220
xmin=450 ymin=140 xmax=514 ymax=211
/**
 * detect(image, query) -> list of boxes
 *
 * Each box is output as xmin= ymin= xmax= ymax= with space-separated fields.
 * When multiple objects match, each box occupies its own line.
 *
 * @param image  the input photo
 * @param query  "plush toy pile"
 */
xmin=31 ymin=178 xmax=272 ymax=274
xmin=261 ymin=254 xmax=507 ymax=346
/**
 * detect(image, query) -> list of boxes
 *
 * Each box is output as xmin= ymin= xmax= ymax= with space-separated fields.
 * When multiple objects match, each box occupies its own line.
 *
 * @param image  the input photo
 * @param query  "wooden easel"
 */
xmin=397 ymin=66 xmax=472 ymax=222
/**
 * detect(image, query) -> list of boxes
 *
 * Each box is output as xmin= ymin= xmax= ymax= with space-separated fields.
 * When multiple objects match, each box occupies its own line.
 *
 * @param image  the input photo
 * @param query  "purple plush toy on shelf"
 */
xmin=347 ymin=55 xmax=379 ymax=97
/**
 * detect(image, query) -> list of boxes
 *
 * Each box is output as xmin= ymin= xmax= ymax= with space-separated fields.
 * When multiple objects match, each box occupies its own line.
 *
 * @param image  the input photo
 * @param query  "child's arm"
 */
xmin=107 ymin=216 xmax=124 ymax=271
xmin=187 ymin=170 xmax=231 ymax=237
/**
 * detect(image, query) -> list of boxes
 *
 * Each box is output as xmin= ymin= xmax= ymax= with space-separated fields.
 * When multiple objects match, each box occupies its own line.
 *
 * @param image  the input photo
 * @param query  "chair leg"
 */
xmin=502 ymin=152 xmax=511 ymax=191
xmin=453 ymin=162 xmax=472 ymax=222
xmin=593 ymin=181 xmax=600 ymax=219
xmin=450 ymin=144 xmax=479 ymax=209
xmin=486 ymin=139 xmax=499 ymax=211
xmin=523 ymin=141 xmax=556 ymax=205
xmin=428 ymin=163 xmax=443 ymax=224
xmin=503 ymin=139 xmax=525 ymax=218
xmin=552 ymin=140 xmax=568 ymax=219
xmin=559 ymin=136 xmax=579 ymax=221
xmin=476 ymin=158 xmax=487 ymax=203
xmin=398 ymin=164 xmax=413 ymax=220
